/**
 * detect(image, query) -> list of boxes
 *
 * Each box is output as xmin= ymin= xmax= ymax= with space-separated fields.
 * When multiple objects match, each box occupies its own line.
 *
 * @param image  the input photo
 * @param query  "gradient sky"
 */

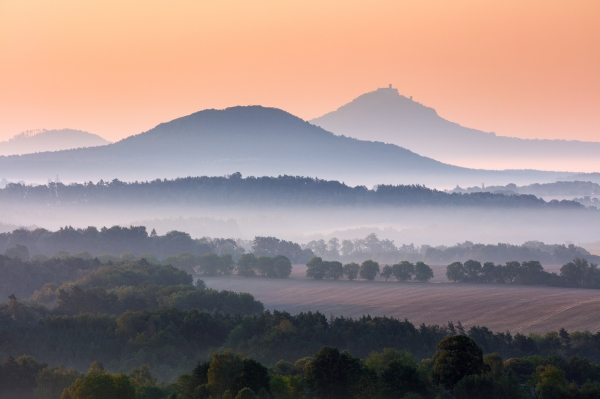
xmin=1 ymin=0 xmax=599 ymax=143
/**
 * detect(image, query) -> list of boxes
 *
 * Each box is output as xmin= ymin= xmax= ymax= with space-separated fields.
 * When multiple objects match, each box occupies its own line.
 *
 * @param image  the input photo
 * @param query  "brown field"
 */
xmin=201 ymin=265 xmax=600 ymax=334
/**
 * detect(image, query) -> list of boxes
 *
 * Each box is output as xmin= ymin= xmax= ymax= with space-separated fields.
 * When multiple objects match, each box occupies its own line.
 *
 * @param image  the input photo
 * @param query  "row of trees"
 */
xmin=446 ymin=258 xmax=600 ymax=289
xmin=305 ymin=258 xmax=434 ymax=282
xmin=381 ymin=261 xmax=434 ymax=282
xmin=167 ymin=253 xmax=294 ymax=279
xmin=236 ymin=254 xmax=292 ymax=278
xmin=6 ymin=335 xmax=600 ymax=398
xmin=305 ymin=233 xmax=600 ymax=265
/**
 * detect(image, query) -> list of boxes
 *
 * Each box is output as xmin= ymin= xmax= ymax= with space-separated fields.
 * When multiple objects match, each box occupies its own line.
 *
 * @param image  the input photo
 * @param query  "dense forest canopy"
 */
xmin=7 ymin=336 xmax=600 ymax=398
xmin=5 ymin=296 xmax=600 ymax=397
xmin=2 ymin=254 xmax=600 ymax=397
xmin=0 ymin=174 xmax=585 ymax=208
xmin=1 ymin=290 xmax=600 ymax=368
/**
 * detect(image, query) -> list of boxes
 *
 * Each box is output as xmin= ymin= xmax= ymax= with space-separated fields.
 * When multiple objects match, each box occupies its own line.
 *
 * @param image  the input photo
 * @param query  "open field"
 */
xmin=202 ymin=265 xmax=600 ymax=334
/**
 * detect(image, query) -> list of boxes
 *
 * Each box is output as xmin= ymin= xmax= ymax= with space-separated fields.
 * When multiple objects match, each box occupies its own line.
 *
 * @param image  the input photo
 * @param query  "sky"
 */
xmin=0 ymin=0 xmax=599 ymax=143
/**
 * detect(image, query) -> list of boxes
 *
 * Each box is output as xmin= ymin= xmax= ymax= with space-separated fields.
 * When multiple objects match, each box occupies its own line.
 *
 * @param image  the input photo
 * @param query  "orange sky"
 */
xmin=0 ymin=0 xmax=599 ymax=142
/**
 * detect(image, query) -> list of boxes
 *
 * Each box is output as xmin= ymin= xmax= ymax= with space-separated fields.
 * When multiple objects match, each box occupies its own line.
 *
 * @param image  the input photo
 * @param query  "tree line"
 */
xmin=0 ymin=173 xmax=584 ymax=209
xmin=446 ymin=258 xmax=600 ymax=289
xmin=3 ymin=226 xmax=598 ymax=268
xmin=5 ymin=333 xmax=600 ymax=398
xmin=305 ymin=258 xmax=434 ymax=282
xmin=0 ymin=250 xmax=294 ymax=304
xmin=305 ymin=233 xmax=600 ymax=265
xmin=0 ymin=227 xmax=314 ymax=264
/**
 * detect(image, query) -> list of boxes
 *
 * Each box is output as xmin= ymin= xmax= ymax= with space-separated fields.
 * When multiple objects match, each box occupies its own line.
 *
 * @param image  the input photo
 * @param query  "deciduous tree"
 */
xmin=359 ymin=260 xmax=380 ymax=281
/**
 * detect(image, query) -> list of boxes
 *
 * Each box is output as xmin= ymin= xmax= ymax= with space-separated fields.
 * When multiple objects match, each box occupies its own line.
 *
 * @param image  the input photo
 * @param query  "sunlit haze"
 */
xmin=1 ymin=0 xmax=599 ymax=144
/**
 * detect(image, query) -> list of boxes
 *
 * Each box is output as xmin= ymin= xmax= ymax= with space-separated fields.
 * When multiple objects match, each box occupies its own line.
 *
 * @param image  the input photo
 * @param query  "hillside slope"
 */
xmin=0 ymin=129 xmax=109 ymax=156
xmin=0 ymin=106 xmax=566 ymax=187
xmin=310 ymin=87 xmax=600 ymax=172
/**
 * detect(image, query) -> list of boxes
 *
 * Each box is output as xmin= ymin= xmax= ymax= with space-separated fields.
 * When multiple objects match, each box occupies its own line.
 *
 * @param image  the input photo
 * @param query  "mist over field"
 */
xmin=2 ymin=201 xmax=600 ymax=248
xmin=0 ymin=174 xmax=596 ymax=248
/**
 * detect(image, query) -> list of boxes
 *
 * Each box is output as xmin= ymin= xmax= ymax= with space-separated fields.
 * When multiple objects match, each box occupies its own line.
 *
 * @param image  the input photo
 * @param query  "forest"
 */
xmin=0 ymin=174 xmax=585 ymax=209
xmin=0 ymin=227 xmax=311 ymax=264
xmin=3 ymin=255 xmax=600 ymax=397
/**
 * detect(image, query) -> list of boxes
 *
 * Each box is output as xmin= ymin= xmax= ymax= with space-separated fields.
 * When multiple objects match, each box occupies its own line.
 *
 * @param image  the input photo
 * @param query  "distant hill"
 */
xmin=449 ymin=180 xmax=600 ymax=208
xmin=0 ymin=129 xmax=110 ymax=156
xmin=0 ymin=106 xmax=568 ymax=187
xmin=310 ymin=87 xmax=600 ymax=172
xmin=451 ymin=181 xmax=600 ymax=197
xmin=566 ymin=173 xmax=600 ymax=185
xmin=0 ymin=174 xmax=583 ymax=210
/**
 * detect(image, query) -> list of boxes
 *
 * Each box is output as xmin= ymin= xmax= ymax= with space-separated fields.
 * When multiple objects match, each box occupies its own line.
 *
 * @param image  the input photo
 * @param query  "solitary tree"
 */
xmin=273 ymin=256 xmax=293 ymax=278
xmin=393 ymin=261 xmax=415 ymax=281
xmin=306 ymin=257 xmax=327 ymax=280
xmin=359 ymin=260 xmax=380 ymax=281
xmin=343 ymin=263 xmax=360 ymax=280
xmin=256 ymin=256 xmax=275 ymax=277
xmin=414 ymin=262 xmax=434 ymax=282
xmin=446 ymin=262 xmax=465 ymax=282
xmin=237 ymin=254 xmax=257 ymax=277
xmin=463 ymin=260 xmax=482 ymax=282
xmin=381 ymin=265 xmax=393 ymax=281
xmin=560 ymin=258 xmax=595 ymax=287
xmin=325 ymin=261 xmax=344 ymax=280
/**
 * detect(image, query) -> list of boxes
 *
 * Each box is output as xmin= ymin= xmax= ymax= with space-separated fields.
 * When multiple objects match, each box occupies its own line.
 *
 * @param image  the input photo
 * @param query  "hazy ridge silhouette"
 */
xmin=311 ymin=87 xmax=600 ymax=171
xmin=0 ymin=129 xmax=109 ymax=156
xmin=0 ymin=106 xmax=573 ymax=188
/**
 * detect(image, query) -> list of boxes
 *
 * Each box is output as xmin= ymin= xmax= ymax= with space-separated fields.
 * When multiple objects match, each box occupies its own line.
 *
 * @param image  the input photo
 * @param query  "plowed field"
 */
xmin=202 ymin=265 xmax=600 ymax=334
